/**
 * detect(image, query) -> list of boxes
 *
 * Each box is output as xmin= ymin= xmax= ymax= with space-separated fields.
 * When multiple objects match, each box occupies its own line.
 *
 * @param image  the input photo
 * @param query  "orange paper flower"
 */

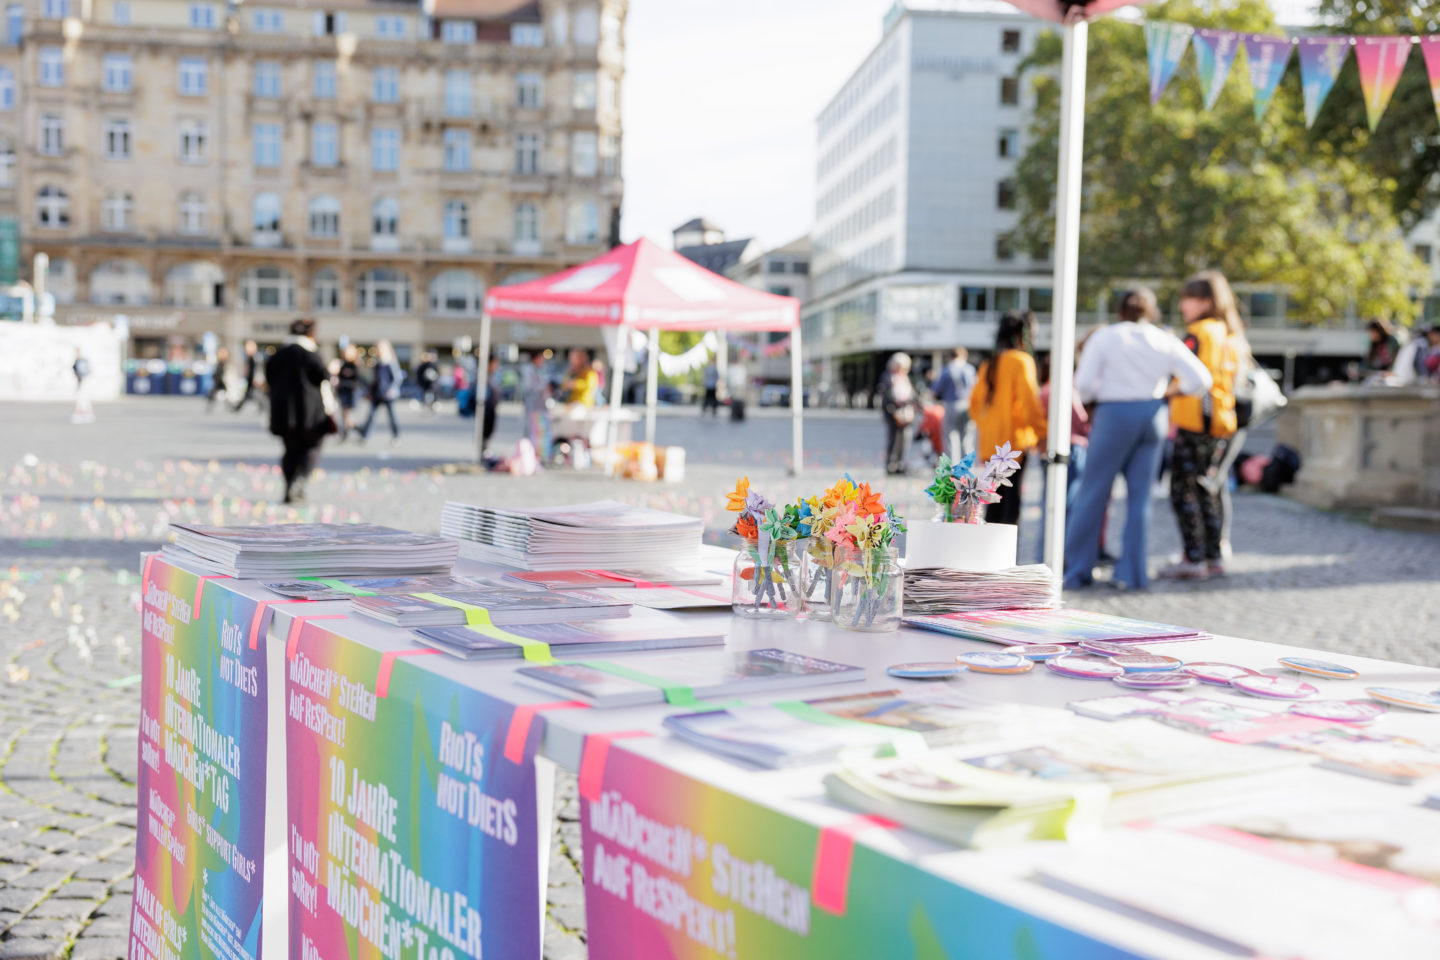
xmin=726 ymin=476 xmax=751 ymax=513
xmin=735 ymin=514 xmax=758 ymax=539
xmin=854 ymin=482 xmax=885 ymax=517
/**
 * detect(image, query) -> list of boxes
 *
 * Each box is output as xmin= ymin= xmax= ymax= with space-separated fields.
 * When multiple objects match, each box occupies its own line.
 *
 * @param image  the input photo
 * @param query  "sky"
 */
xmin=619 ymin=0 xmax=896 ymax=253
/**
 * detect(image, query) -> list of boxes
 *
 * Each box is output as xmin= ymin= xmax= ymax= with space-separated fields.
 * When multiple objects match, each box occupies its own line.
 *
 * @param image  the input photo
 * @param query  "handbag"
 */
xmin=1234 ymin=366 xmax=1285 ymax=430
xmin=319 ymin=379 xmax=341 ymax=436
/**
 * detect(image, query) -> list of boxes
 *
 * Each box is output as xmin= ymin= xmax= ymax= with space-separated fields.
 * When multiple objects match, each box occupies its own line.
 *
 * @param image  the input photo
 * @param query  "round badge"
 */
xmin=1363 ymin=687 xmax=1440 ymax=713
xmin=1078 ymin=640 xmax=1150 ymax=658
xmin=1278 ymin=657 xmax=1359 ymax=681
xmin=887 ymin=662 xmax=966 ymax=680
xmin=1012 ymin=644 xmax=1068 ymax=661
xmin=1288 ymin=700 xmax=1386 ymax=724
xmin=955 ymin=652 xmax=1034 ymax=675
xmin=1231 ymin=675 xmax=1318 ymax=700
xmin=1046 ymin=655 xmax=1125 ymax=679
xmin=1181 ymin=661 xmax=1257 ymax=686
xmin=1111 ymin=653 xmax=1183 ymax=673
xmin=1113 ymin=673 xmax=1198 ymax=690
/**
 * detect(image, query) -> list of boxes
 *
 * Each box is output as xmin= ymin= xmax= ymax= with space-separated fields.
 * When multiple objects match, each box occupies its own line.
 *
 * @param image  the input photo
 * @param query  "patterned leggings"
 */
xmin=1169 ymin=430 xmax=1229 ymax=563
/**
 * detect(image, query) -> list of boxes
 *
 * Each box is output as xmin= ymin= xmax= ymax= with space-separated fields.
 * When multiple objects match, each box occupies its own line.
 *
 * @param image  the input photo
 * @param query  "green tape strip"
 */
xmin=411 ymin=593 xmax=556 ymax=663
xmin=298 ymin=577 xmax=378 ymax=596
xmin=771 ymin=699 xmax=929 ymax=756
xmin=574 ymin=659 xmax=704 ymax=706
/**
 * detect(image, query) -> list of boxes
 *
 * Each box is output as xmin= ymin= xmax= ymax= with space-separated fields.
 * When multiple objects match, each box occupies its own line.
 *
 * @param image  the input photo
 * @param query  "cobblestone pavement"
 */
xmin=1 ymin=397 xmax=1438 ymax=959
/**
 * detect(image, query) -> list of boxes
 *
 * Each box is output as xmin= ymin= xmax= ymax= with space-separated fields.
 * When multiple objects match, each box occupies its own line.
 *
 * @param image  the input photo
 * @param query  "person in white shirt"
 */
xmin=1064 ymin=287 xmax=1212 ymax=590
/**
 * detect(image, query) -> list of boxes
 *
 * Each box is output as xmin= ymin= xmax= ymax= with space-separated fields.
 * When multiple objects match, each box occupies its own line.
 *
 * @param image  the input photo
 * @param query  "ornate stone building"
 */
xmin=9 ymin=0 xmax=624 ymax=363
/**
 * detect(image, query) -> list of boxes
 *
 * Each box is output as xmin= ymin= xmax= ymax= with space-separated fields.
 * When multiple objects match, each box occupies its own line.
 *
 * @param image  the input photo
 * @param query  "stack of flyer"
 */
xmin=414 ymin=614 xmax=727 ymax=661
xmin=902 ymin=564 xmax=1061 ymax=615
xmin=167 ymin=522 xmax=458 ymax=578
xmin=261 ymin=574 xmax=520 ymax=600
xmin=440 ymin=500 xmax=703 ymax=571
xmin=506 ymin=567 xmax=731 ymax=610
xmin=904 ymin=609 xmax=1209 ymax=646
xmin=349 ymin=589 xmax=631 ymax=627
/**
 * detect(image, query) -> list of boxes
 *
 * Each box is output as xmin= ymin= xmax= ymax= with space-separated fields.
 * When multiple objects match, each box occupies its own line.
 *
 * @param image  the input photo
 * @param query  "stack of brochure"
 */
xmin=262 ymin=574 xmax=522 ymax=600
xmin=167 ymin=522 xmax=458 ymax=578
xmin=440 ymin=500 xmax=703 ymax=571
xmin=516 ymin=648 xmax=864 ymax=707
xmin=903 ymin=564 xmax=1061 ymax=615
xmin=904 ymin=609 xmax=1208 ymax=646
xmin=350 ymin=589 xmax=631 ymax=627
xmin=505 ymin=569 xmax=723 ymax=590
xmin=414 ymin=614 xmax=727 ymax=661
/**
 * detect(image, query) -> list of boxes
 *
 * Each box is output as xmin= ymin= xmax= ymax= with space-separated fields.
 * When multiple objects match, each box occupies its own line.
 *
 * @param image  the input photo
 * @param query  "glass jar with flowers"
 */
xmin=725 ymin=477 xmax=802 ymax=619
xmin=822 ymin=482 xmax=906 ymax=632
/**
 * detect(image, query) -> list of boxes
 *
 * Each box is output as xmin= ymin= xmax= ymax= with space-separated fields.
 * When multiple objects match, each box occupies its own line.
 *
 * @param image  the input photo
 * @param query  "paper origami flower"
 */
xmin=726 ymin=476 xmax=751 ymax=513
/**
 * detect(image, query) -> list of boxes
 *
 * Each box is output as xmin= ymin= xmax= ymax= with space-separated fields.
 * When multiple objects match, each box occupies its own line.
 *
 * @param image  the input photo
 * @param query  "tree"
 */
xmin=1012 ymin=0 xmax=1429 ymax=326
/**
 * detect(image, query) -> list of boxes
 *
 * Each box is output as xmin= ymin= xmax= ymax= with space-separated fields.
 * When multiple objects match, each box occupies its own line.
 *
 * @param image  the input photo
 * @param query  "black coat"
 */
xmin=265 ymin=342 xmax=329 ymax=439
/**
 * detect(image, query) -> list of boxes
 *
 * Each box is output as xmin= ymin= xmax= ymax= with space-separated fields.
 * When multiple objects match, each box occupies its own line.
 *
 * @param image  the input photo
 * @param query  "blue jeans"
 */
xmin=1064 ymin=399 xmax=1167 ymax=590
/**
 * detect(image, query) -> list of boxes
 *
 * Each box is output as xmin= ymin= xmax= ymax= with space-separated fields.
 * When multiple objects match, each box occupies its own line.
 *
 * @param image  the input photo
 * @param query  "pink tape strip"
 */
xmin=191 ymin=575 xmax=231 ymax=619
xmin=284 ymin=614 xmax=347 ymax=660
xmin=577 ymin=730 xmax=652 ymax=802
xmin=374 ymin=649 xmax=442 ymax=698
xmin=502 ymin=701 xmax=589 ymax=765
xmin=811 ymin=814 xmax=898 ymax=916
xmin=141 ymin=555 xmax=156 ymax=592
xmin=247 ymin=599 xmax=313 ymax=651
xmin=1184 ymin=825 xmax=1431 ymax=893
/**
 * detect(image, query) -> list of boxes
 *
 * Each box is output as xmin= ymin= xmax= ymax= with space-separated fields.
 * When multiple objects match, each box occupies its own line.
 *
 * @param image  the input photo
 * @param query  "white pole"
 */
xmin=1043 ymin=19 xmax=1087 ymax=576
xmin=644 ymin=326 xmax=660 ymax=445
xmin=788 ymin=324 xmax=804 ymax=476
xmin=606 ymin=327 xmax=627 ymax=467
xmin=475 ymin=311 xmax=492 ymax=463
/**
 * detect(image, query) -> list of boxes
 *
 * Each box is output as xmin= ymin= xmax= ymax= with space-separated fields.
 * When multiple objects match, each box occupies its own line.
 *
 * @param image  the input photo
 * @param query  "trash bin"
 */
xmin=730 ymin=398 xmax=746 ymax=422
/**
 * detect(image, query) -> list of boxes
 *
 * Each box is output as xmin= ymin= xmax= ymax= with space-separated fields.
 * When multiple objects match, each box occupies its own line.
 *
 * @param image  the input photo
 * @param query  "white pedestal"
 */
xmin=904 ymin=521 xmax=1017 ymax=572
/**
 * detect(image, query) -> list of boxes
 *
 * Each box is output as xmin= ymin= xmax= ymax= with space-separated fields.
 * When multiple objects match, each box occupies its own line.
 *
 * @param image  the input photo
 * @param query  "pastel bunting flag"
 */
xmin=1192 ymin=28 xmax=1241 ymax=111
xmin=1352 ymin=36 xmax=1413 ymax=131
xmin=1145 ymin=22 xmax=1195 ymax=105
xmin=1419 ymin=37 xmax=1440 ymax=127
xmin=1296 ymin=36 xmax=1352 ymax=128
xmin=1243 ymin=33 xmax=1294 ymax=122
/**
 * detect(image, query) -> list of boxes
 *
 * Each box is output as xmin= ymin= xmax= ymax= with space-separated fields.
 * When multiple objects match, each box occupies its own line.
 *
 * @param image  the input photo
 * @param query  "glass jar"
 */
xmin=832 ymin=544 xmax=903 ymax=632
xmin=732 ymin=537 xmax=802 ymax=619
xmin=799 ymin=538 xmax=837 ymax=621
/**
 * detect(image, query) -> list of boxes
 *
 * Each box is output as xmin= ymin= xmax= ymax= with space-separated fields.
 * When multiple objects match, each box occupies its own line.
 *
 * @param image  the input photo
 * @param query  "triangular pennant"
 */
xmin=1242 ymin=33 xmax=1294 ymax=122
xmin=1296 ymin=36 xmax=1352 ymax=128
xmin=1352 ymin=36 xmax=1413 ymax=132
xmin=1418 ymin=37 xmax=1440 ymax=128
xmin=1144 ymin=22 xmax=1195 ymax=105
xmin=1192 ymin=29 xmax=1241 ymax=111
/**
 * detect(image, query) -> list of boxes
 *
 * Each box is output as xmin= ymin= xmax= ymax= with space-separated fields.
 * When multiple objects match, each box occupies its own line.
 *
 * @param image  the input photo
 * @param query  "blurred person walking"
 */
xmin=481 ymin=356 xmax=502 ymax=456
xmin=1365 ymin=318 xmax=1401 ymax=375
xmin=880 ymin=352 xmax=918 ymax=475
xmin=560 ymin=349 xmax=599 ymax=406
xmin=70 ymin=349 xmax=94 ymax=424
xmin=1064 ymin=288 xmax=1212 ymax=590
xmin=521 ymin=351 xmax=552 ymax=457
xmin=206 ymin=347 xmax=229 ymax=411
xmin=970 ymin=311 xmax=1046 ymax=526
xmin=265 ymin=318 xmax=334 ymax=504
xmin=232 ymin=340 xmax=261 ymax=413
xmin=932 ymin=347 xmax=976 ymax=461
xmin=1160 ymin=271 xmax=1245 ymax=580
xmin=416 ymin=352 xmax=441 ymax=411
xmin=358 ymin=340 xmax=403 ymax=443
xmin=701 ymin=359 xmax=721 ymax=415
xmin=334 ymin=344 xmax=361 ymax=440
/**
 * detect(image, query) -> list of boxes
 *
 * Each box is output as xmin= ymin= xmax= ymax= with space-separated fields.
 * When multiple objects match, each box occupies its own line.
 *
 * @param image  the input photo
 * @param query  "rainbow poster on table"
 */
xmin=579 ymin=742 xmax=1146 ymax=959
xmin=1353 ymin=36 xmax=1413 ymax=131
xmin=130 ymin=559 xmax=269 ymax=960
xmin=286 ymin=623 xmax=541 ymax=960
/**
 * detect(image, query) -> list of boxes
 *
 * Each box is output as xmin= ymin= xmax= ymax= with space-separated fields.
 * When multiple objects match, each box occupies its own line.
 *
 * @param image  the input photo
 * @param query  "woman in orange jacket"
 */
xmin=970 ymin=310 xmax=1047 ymax=526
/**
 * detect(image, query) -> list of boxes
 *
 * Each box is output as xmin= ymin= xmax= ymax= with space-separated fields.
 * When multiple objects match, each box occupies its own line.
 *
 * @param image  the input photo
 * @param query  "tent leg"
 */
xmin=789 ymin=324 xmax=804 ymax=477
xmin=606 ymin=331 xmax=626 ymax=470
xmin=1043 ymin=20 xmax=1087 ymax=575
xmin=475 ymin=312 xmax=492 ymax=464
xmin=644 ymin=327 xmax=659 ymax=445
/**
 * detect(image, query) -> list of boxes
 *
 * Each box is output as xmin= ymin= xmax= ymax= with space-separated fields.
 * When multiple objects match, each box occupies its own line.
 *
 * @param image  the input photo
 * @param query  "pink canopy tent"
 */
xmin=478 ymin=238 xmax=805 ymax=468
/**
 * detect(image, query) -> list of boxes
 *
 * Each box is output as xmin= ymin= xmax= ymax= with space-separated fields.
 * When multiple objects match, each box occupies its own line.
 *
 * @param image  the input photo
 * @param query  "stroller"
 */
xmin=914 ymin=402 xmax=946 ymax=470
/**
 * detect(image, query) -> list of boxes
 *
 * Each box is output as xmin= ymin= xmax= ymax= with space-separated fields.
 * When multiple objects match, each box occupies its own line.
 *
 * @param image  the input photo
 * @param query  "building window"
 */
xmin=571 ymin=132 xmax=597 ymax=176
xmin=179 ymin=120 xmax=207 ymax=162
xmin=371 ymin=127 xmax=399 ymax=171
xmin=513 ymin=202 xmax=538 ymax=242
xmin=372 ymin=66 xmax=399 ymax=103
xmin=254 ymin=61 xmax=281 ymax=98
xmin=41 ymin=0 xmax=67 ymax=17
xmin=189 ymin=3 xmax=217 ymax=29
xmin=443 ymin=128 xmax=471 ymax=172
xmin=111 ymin=0 xmax=129 ymax=24
xmin=371 ymin=196 xmax=398 ymax=236
xmin=515 ymin=71 xmax=542 ymax=109
xmin=601 ymin=134 xmax=619 ymax=176
xmin=252 ymin=9 xmax=283 ymax=32
xmin=6 ymin=5 xmax=21 ymax=44
xmin=36 ymin=185 xmax=68 ymax=227
xmin=312 ymin=10 xmax=344 ymax=35
xmin=241 ymin=266 xmax=295 ymax=309
xmin=253 ymin=122 xmax=281 ymax=167
xmin=375 ymin=14 xmax=405 ymax=37
xmin=102 ymin=54 xmax=132 ymax=93
xmin=252 ymin=192 xmax=281 ymax=242
xmin=514 ymin=132 xmax=540 ymax=174
xmin=998 ymin=128 xmax=1019 ymax=159
xmin=440 ymin=20 xmax=474 ymax=43
xmin=163 ymin=262 xmax=223 ymax=306
xmin=511 ymin=22 xmax=543 ymax=46
xmin=0 ymin=68 xmax=11 ymax=110
xmin=1002 ymin=29 xmax=1021 ymax=53
xmin=179 ymin=57 xmax=208 ymax=96
xmin=1415 ymin=243 xmax=1434 ymax=265
xmin=429 ymin=270 xmax=483 ymax=315
xmin=308 ymin=194 xmax=340 ymax=237
xmin=103 ymin=118 xmax=132 ymax=159
xmin=573 ymin=5 xmax=597 ymax=44
xmin=311 ymin=122 xmax=338 ymax=166
xmin=178 ymin=190 xmax=207 ymax=233
xmin=39 ymin=47 xmax=63 ymax=86
xmin=1000 ymin=76 xmax=1019 ymax=106
xmin=39 ymin=114 xmax=63 ymax=154
xmin=444 ymin=69 xmax=471 ymax=116
xmin=356 ymin=268 xmax=410 ymax=312
xmin=565 ymin=201 xmax=599 ymax=244
xmin=767 ymin=260 xmax=787 ymax=274
xmin=997 ymin=179 xmax=1016 ymax=210
xmin=91 ymin=260 xmax=150 ymax=304
xmin=995 ymin=233 xmax=1014 ymax=261
xmin=571 ymin=71 xmax=596 ymax=110
xmin=0 ymin=141 xmax=14 ymax=186
xmin=312 ymin=267 xmax=340 ymax=310
xmin=959 ymin=286 xmax=988 ymax=313
xmin=313 ymin=61 xmax=336 ymax=99
xmin=443 ymin=199 xmax=468 ymax=239
xmin=101 ymin=189 xmax=133 ymax=230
